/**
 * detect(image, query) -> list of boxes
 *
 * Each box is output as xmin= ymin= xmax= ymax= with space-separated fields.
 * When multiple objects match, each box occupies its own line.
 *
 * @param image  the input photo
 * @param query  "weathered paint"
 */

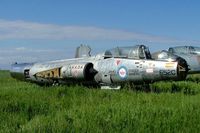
xmin=10 ymin=45 xmax=189 ymax=87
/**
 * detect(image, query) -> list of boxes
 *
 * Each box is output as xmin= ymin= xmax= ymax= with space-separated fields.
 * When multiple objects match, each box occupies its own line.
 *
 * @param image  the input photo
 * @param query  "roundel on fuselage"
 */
xmin=117 ymin=66 xmax=128 ymax=79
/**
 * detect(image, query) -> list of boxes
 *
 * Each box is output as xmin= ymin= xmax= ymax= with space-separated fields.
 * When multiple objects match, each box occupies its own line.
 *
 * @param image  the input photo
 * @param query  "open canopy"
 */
xmin=104 ymin=45 xmax=152 ymax=59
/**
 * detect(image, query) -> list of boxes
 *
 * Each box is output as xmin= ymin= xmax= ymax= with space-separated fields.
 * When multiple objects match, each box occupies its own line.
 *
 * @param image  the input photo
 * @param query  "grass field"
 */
xmin=0 ymin=70 xmax=200 ymax=133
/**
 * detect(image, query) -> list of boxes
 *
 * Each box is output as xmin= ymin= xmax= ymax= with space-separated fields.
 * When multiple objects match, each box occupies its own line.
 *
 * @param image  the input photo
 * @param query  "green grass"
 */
xmin=0 ymin=71 xmax=200 ymax=133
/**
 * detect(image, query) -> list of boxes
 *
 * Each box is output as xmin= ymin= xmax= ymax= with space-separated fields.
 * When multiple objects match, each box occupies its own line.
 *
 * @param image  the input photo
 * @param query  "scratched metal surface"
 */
xmin=10 ymin=45 xmax=189 ymax=86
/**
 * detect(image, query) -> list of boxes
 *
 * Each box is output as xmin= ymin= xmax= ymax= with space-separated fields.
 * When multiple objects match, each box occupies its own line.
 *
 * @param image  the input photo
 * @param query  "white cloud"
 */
xmin=0 ymin=19 xmax=190 ymax=43
xmin=15 ymin=47 xmax=26 ymax=51
xmin=0 ymin=47 xmax=66 ymax=66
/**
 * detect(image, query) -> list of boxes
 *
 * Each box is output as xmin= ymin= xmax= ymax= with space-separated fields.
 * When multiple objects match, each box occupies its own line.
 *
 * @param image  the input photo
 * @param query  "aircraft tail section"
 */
xmin=10 ymin=62 xmax=34 ymax=80
xmin=75 ymin=44 xmax=91 ymax=58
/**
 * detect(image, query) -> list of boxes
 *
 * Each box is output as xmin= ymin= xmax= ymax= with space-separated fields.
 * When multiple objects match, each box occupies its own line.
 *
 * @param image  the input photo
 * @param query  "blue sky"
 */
xmin=0 ymin=0 xmax=200 ymax=69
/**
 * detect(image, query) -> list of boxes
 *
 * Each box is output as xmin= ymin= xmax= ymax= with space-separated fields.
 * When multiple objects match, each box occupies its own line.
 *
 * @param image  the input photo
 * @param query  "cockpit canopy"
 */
xmin=169 ymin=46 xmax=200 ymax=55
xmin=104 ymin=45 xmax=152 ymax=59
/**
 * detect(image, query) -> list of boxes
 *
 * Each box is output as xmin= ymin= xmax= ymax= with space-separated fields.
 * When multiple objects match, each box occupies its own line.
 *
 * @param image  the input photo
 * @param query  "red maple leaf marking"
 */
xmin=120 ymin=71 xmax=125 ymax=75
xmin=116 ymin=60 xmax=121 ymax=65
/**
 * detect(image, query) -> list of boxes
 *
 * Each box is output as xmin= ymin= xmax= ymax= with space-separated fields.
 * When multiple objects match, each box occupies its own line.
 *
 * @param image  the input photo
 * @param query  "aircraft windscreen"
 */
xmin=104 ymin=45 xmax=151 ymax=59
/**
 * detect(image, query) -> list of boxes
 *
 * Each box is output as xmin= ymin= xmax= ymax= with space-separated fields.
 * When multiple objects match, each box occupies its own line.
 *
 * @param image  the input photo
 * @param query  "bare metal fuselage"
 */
xmin=10 ymin=55 xmax=186 ymax=86
xmin=10 ymin=45 xmax=188 ymax=88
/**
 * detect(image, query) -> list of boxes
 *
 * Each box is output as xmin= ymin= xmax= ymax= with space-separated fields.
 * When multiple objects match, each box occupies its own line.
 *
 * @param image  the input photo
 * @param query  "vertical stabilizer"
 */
xmin=75 ymin=44 xmax=91 ymax=58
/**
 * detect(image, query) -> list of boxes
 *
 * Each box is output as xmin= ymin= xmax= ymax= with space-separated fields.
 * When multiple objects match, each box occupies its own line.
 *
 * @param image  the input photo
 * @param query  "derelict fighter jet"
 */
xmin=152 ymin=46 xmax=200 ymax=74
xmin=10 ymin=45 xmax=188 ymax=89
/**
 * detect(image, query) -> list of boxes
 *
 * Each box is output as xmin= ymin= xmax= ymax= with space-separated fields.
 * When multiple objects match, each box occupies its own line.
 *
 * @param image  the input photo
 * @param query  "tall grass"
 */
xmin=0 ymin=71 xmax=200 ymax=132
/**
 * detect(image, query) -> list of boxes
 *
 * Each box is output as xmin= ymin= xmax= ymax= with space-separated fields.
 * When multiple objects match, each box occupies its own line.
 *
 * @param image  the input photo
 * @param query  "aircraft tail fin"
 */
xmin=75 ymin=44 xmax=91 ymax=58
